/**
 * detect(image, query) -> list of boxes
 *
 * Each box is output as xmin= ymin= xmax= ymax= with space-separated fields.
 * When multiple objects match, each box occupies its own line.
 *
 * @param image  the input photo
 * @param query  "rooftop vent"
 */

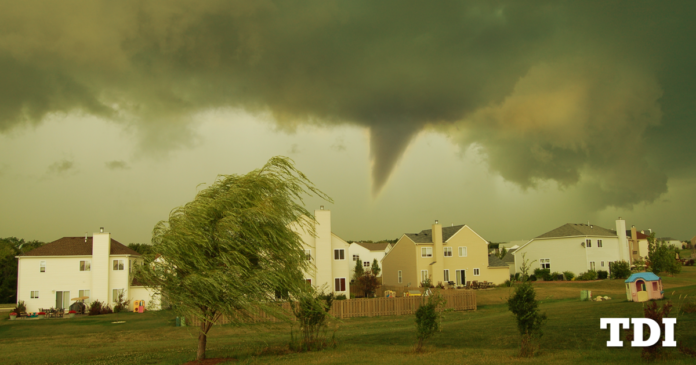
xmin=100 ymin=227 xmax=104 ymax=233
xmin=320 ymin=205 xmax=324 ymax=210
xmin=435 ymin=220 xmax=439 ymax=224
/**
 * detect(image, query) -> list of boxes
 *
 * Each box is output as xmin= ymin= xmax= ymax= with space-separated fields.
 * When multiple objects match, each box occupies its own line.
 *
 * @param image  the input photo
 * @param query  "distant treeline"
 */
xmin=0 ymin=237 xmax=46 ymax=304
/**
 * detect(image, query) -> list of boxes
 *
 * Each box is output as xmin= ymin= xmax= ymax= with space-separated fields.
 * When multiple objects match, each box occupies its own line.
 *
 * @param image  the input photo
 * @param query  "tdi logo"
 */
xmin=600 ymin=318 xmax=677 ymax=347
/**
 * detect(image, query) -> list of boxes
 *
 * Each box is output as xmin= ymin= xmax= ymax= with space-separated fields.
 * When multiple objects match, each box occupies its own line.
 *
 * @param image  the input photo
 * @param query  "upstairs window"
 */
xmin=113 ymin=259 xmax=125 ymax=271
xmin=363 ymin=261 xmax=371 ymax=267
xmin=444 ymin=247 xmax=452 ymax=257
xmin=598 ymin=240 xmax=603 ymax=248
xmin=80 ymin=260 xmax=91 ymax=271
xmin=31 ymin=291 xmax=39 ymax=299
xmin=459 ymin=247 xmax=468 ymax=257
xmin=352 ymin=255 xmax=359 ymax=261
xmin=540 ymin=259 xmax=550 ymax=269
xmin=334 ymin=249 xmax=345 ymax=260
xmin=586 ymin=239 xmax=592 ymax=248
xmin=473 ymin=268 xmax=480 ymax=276
xmin=304 ymin=249 xmax=312 ymax=260
xmin=421 ymin=247 xmax=433 ymax=258
xmin=40 ymin=261 xmax=46 ymax=273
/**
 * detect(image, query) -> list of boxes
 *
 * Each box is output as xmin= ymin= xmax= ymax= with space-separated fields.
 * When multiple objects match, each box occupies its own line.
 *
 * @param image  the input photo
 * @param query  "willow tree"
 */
xmin=135 ymin=156 xmax=331 ymax=360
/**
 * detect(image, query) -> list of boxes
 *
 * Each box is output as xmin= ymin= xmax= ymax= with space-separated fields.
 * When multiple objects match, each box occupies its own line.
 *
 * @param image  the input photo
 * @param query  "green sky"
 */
xmin=1 ymin=1 xmax=695 ymax=244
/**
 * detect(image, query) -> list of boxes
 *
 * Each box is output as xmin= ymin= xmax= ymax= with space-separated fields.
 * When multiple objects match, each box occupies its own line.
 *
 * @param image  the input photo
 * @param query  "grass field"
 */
xmin=1 ymin=267 xmax=695 ymax=365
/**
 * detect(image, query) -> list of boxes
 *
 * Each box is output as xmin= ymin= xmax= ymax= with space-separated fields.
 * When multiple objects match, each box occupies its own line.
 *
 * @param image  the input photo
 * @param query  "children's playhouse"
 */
xmin=624 ymin=272 xmax=663 ymax=302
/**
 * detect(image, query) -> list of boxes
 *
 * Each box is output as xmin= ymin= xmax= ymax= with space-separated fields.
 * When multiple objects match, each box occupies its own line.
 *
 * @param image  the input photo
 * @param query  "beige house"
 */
xmin=382 ymin=221 xmax=509 ymax=287
xmin=16 ymin=229 xmax=159 ymax=312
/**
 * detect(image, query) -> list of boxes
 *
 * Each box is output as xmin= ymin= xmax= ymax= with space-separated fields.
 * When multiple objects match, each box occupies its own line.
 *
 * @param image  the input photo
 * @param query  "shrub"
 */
xmin=550 ymin=272 xmax=562 ymax=281
xmin=529 ymin=275 xmax=537 ymax=282
xmin=533 ymin=268 xmax=551 ymax=281
xmin=577 ymin=270 xmax=598 ymax=281
xmin=12 ymin=300 xmax=26 ymax=315
xmin=89 ymin=300 xmax=103 ymax=315
xmin=597 ymin=270 xmax=608 ymax=279
xmin=641 ymin=301 xmax=673 ymax=360
xmin=562 ymin=271 xmax=575 ymax=281
xmin=503 ymin=279 xmax=512 ymax=287
xmin=508 ymin=254 xmax=547 ymax=357
xmin=609 ymin=261 xmax=631 ymax=279
xmin=101 ymin=305 xmax=113 ymax=315
xmin=334 ymin=294 xmax=347 ymax=300
xmin=113 ymin=292 xmax=129 ymax=313
xmin=513 ymin=273 xmax=521 ymax=281
xmin=414 ymin=292 xmax=446 ymax=352
xmin=291 ymin=292 xmax=335 ymax=351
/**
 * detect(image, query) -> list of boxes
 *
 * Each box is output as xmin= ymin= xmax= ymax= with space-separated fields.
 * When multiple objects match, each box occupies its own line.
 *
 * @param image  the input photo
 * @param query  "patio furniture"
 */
xmin=472 ymin=281 xmax=479 ymax=289
xmin=481 ymin=281 xmax=488 ymax=289
xmin=465 ymin=281 xmax=471 ymax=289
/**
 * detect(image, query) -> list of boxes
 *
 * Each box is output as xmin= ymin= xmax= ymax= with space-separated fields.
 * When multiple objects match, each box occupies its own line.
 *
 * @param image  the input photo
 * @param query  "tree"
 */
xmin=507 ymin=254 xmax=547 ymax=357
xmin=414 ymin=291 xmax=446 ymax=352
xmin=352 ymin=256 xmax=364 ymax=282
xmin=0 ymin=237 xmax=44 ymax=304
xmin=135 ymin=157 xmax=331 ymax=360
xmin=370 ymin=258 xmax=381 ymax=277
xmin=127 ymin=243 xmax=154 ymax=255
xmin=356 ymin=272 xmax=380 ymax=298
xmin=497 ymin=246 xmax=508 ymax=260
xmin=648 ymin=233 xmax=682 ymax=276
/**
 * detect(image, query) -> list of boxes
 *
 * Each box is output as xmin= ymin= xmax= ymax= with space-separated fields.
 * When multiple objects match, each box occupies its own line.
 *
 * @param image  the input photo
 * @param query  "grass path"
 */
xmin=1 ymin=267 xmax=695 ymax=364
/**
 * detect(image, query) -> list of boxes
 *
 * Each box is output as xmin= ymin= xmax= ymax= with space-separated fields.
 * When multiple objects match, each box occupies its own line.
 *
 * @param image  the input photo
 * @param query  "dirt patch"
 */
xmin=182 ymin=358 xmax=236 ymax=365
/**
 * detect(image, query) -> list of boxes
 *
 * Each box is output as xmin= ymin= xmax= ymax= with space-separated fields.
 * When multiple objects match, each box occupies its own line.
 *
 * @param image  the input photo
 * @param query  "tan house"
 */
xmin=382 ymin=221 xmax=509 ymax=287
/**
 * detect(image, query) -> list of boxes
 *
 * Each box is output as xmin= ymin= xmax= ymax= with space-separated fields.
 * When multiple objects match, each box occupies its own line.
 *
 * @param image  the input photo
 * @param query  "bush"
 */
xmin=334 ymin=294 xmax=347 ymax=300
xmin=597 ymin=270 xmax=608 ymax=279
xmin=562 ymin=271 xmax=575 ymax=281
xmin=503 ymin=279 xmax=512 ymax=287
xmin=12 ymin=300 xmax=26 ymax=315
xmin=533 ymin=268 xmax=551 ymax=281
xmin=113 ymin=292 xmax=129 ymax=313
xmin=577 ymin=270 xmax=598 ymax=281
xmin=550 ymin=272 xmax=562 ymax=281
xmin=101 ymin=305 xmax=113 ymax=315
xmin=414 ymin=292 xmax=446 ymax=352
xmin=641 ymin=301 xmax=673 ymax=360
xmin=609 ymin=261 xmax=631 ymax=279
xmin=513 ymin=273 xmax=521 ymax=281
xmin=508 ymin=280 xmax=546 ymax=356
xmin=529 ymin=275 xmax=537 ymax=282
xmin=291 ymin=292 xmax=335 ymax=351
xmin=89 ymin=300 xmax=103 ymax=315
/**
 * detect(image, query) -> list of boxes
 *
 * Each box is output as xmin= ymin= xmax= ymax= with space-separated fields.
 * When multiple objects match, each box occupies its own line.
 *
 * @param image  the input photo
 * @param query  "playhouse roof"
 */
xmin=625 ymin=272 xmax=661 ymax=283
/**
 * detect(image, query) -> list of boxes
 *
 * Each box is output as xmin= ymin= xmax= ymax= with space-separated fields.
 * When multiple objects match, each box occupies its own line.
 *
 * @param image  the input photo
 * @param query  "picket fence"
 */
xmin=187 ymin=291 xmax=476 ymax=327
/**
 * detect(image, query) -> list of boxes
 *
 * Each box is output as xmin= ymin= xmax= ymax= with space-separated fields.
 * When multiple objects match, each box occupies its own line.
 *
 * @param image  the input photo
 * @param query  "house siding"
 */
xmin=382 ymin=236 xmax=417 ymax=287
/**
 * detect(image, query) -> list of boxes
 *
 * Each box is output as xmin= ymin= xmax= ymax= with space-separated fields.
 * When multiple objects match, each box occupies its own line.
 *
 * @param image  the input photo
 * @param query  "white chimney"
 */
xmin=615 ymin=218 xmax=628 ymax=262
xmin=92 ymin=229 xmax=111 ymax=305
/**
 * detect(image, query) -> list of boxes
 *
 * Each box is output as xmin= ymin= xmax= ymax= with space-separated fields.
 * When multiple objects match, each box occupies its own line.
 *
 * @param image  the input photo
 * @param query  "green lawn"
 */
xmin=2 ymin=268 xmax=696 ymax=364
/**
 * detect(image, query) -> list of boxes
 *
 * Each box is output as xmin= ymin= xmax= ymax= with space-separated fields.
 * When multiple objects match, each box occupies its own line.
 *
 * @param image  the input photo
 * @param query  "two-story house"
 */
xmin=15 ymin=228 xmax=157 ymax=312
xmin=381 ymin=221 xmax=508 ymax=287
xmin=348 ymin=241 xmax=392 ymax=278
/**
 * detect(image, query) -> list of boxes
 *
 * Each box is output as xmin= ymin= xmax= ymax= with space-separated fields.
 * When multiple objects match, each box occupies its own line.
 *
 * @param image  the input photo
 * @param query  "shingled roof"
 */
xmin=501 ymin=248 xmax=518 ymax=263
xmin=536 ymin=223 xmax=617 ymax=239
xmin=352 ymin=242 xmax=392 ymax=251
xmin=488 ymin=255 xmax=508 ymax=267
xmin=406 ymin=225 xmax=465 ymax=244
xmin=19 ymin=237 xmax=140 ymax=257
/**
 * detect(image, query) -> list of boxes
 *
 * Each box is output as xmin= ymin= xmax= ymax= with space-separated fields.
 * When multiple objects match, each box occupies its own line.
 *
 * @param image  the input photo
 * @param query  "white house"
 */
xmin=513 ymin=218 xmax=632 ymax=277
xmin=657 ymin=237 xmax=684 ymax=249
xmin=348 ymin=241 xmax=393 ymax=278
xmin=293 ymin=207 xmax=351 ymax=296
xmin=16 ymin=229 xmax=158 ymax=312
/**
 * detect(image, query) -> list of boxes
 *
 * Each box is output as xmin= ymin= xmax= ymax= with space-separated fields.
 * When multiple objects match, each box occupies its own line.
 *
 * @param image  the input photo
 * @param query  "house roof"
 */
xmin=19 ymin=236 xmax=140 ymax=257
xmin=501 ymin=248 xmax=518 ymax=263
xmin=488 ymin=255 xmax=508 ymax=267
xmin=406 ymin=225 xmax=465 ymax=244
xmin=536 ymin=223 xmax=617 ymax=239
xmin=630 ymin=231 xmax=649 ymax=239
xmin=352 ymin=242 xmax=391 ymax=251
xmin=625 ymin=272 xmax=660 ymax=283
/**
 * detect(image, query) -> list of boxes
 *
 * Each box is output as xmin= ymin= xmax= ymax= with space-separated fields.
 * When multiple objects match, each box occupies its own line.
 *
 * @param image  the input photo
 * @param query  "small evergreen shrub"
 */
xmin=562 ymin=271 xmax=575 ymax=281
xmin=334 ymin=294 xmax=347 ymax=300
xmin=609 ymin=261 xmax=631 ymax=279
xmin=414 ymin=292 xmax=446 ymax=352
xmin=12 ymin=300 xmax=26 ymax=315
xmin=577 ymin=270 xmax=598 ymax=280
xmin=529 ymin=275 xmax=537 ymax=281
xmin=508 ymin=257 xmax=547 ymax=357
xmin=597 ymin=270 xmax=608 ymax=279
xmin=533 ymin=268 xmax=551 ymax=281
xmin=513 ymin=273 xmax=521 ymax=281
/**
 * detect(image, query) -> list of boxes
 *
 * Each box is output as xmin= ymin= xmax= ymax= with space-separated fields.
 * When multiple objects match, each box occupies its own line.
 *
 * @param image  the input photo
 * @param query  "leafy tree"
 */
xmin=508 ymin=254 xmax=547 ymax=357
xmin=291 ymin=292 xmax=335 ymax=351
xmin=135 ymin=157 xmax=331 ymax=360
xmin=127 ymin=243 xmax=155 ymax=255
xmin=648 ymin=233 xmax=682 ymax=276
xmin=0 ymin=237 xmax=44 ymax=303
xmin=609 ymin=261 xmax=631 ymax=279
xmin=414 ymin=291 xmax=446 ymax=352
xmin=356 ymin=272 xmax=380 ymax=298
xmin=352 ymin=256 xmax=364 ymax=282
xmin=370 ymin=258 xmax=381 ymax=277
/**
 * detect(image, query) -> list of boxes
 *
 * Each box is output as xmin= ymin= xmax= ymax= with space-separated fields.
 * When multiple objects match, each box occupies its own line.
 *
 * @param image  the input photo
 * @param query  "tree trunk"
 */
xmin=197 ymin=321 xmax=208 ymax=360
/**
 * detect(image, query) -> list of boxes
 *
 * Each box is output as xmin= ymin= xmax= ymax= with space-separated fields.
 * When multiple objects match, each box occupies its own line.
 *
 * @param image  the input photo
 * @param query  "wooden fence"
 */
xmin=187 ymin=291 xmax=476 ymax=326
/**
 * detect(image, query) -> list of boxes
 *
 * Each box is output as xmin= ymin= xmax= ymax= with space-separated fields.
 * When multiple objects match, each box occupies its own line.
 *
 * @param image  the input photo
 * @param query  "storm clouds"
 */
xmin=2 ymin=1 xmax=695 ymax=206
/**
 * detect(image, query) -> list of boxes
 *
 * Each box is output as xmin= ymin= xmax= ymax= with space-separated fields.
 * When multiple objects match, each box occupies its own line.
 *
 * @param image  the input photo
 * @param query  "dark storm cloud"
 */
xmin=46 ymin=159 xmax=75 ymax=176
xmin=1 ymin=1 xmax=695 ymax=206
xmin=105 ymin=160 xmax=129 ymax=170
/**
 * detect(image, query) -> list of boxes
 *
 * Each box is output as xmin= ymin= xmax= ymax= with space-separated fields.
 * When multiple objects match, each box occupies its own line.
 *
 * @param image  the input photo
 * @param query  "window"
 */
xmin=590 ymin=261 xmax=596 ymax=271
xmin=598 ymin=240 xmax=603 ymax=248
xmin=398 ymin=270 xmax=402 ymax=283
xmin=652 ymin=282 xmax=658 ymax=291
xmin=444 ymin=269 xmax=450 ymax=282
xmin=79 ymin=289 xmax=90 ymax=303
xmin=30 ymin=291 xmax=39 ymax=299
xmin=305 ymin=279 xmax=312 ymax=286
xmin=353 ymin=255 xmax=359 ymax=261
xmin=80 ymin=260 xmax=91 ymax=271
xmin=421 ymin=247 xmax=433 ymax=257
xmin=363 ymin=261 xmax=371 ymax=267
xmin=601 ymin=261 xmax=605 ymax=267
xmin=112 ymin=289 xmax=124 ymax=302
xmin=455 ymin=270 xmax=466 ymax=285
xmin=40 ymin=261 xmax=46 ymax=273
xmin=586 ymin=239 xmax=592 ymax=248
xmin=540 ymin=259 xmax=550 ymax=269
xmin=473 ymin=268 xmax=480 ymax=276
xmin=421 ymin=270 xmax=429 ymax=283
xmin=113 ymin=259 xmax=125 ymax=270
xmin=458 ymin=247 xmax=468 ymax=257
xmin=334 ymin=249 xmax=345 ymax=260
xmin=444 ymin=247 xmax=452 ymax=257
xmin=304 ymin=249 xmax=312 ymax=260
xmin=334 ymin=278 xmax=346 ymax=292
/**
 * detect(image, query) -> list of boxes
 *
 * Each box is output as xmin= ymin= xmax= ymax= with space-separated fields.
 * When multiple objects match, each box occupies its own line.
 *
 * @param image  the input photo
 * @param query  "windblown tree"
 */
xmin=135 ymin=156 xmax=331 ymax=360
